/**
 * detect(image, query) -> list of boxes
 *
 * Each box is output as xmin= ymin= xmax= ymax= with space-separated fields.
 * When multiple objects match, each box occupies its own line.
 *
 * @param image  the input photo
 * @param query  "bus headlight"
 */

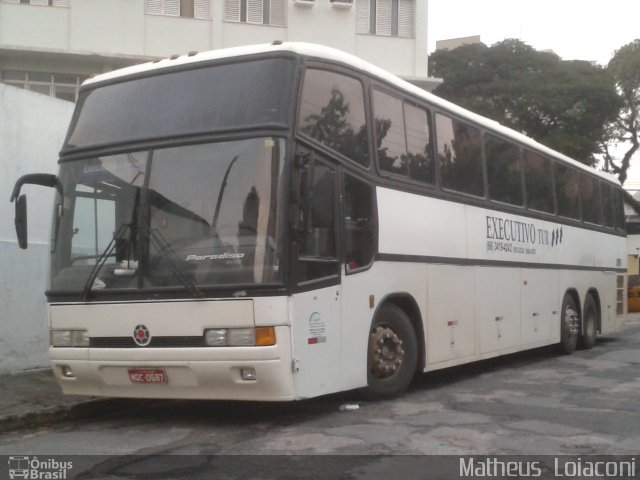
xmin=204 ymin=329 xmax=228 ymax=346
xmin=50 ymin=330 xmax=89 ymax=347
xmin=228 ymin=328 xmax=255 ymax=346
xmin=203 ymin=327 xmax=276 ymax=347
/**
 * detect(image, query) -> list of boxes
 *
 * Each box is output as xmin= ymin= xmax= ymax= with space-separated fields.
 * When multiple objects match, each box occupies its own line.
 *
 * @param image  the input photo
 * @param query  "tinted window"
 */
xmin=344 ymin=175 xmax=375 ymax=273
xmin=436 ymin=114 xmax=484 ymax=196
xmin=297 ymin=161 xmax=338 ymax=282
xmin=404 ymin=103 xmax=435 ymax=183
xmin=299 ymin=69 xmax=369 ymax=167
xmin=555 ymin=164 xmax=581 ymax=220
xmin=485 ymin=135 xmax=523 ymax=206
xmin=580 ymin=174 xmax=602 ymax=224
xmin=601 ymin=183 xmax=614 ymax=228
xmin=373 ymin=90 xmax=407 ymax=175
xmin=614 ymin=188 xmax=625 ymax=230
xmin=522 ymin=150 xmax=554 ymax=213
xmin=66 ymin=59 xmax=294 ymax=150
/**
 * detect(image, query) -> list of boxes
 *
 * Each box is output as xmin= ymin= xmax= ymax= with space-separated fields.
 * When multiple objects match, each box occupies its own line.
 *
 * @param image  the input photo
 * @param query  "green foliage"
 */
xmin=428 ymin=39 xmax=621 ymax=166
xmin=602 ymin=40 xmax=640 ymax=184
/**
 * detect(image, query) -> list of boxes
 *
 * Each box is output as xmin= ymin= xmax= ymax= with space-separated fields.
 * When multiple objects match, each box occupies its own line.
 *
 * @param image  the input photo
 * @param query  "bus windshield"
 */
xmin=51 ymin=137 xmax=286 ymax=294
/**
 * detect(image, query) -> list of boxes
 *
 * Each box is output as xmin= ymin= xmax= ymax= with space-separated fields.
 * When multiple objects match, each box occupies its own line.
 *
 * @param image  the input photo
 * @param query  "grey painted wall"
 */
xmin=0 ymin=84 xmax=74 ymax=374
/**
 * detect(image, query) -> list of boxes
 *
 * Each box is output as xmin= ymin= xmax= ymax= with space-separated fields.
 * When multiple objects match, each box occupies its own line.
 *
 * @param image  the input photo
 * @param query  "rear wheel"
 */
xmin=361 ymin=304 xmax=418 ymax=400
xmin=580 ymin=295 xmax=598 ymax=350
xmin=559 ymin=294 xmax=580 ymax=354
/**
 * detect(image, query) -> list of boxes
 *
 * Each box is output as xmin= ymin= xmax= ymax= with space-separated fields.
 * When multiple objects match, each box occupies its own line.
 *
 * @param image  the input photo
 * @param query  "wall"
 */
xmin=0 ymin=0 xmax=432 ymax=82
xmin=0 ymin=84 xmax=74 ymax=374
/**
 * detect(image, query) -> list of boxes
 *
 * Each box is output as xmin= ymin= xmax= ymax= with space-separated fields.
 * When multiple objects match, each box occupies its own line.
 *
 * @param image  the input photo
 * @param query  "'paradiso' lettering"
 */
xmin=186 ymin=253 xmax=245 ymax=262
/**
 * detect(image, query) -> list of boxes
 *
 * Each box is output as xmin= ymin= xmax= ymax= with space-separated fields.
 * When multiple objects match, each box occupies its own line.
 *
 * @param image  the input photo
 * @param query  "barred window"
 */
xmin=145 ymin=0 xmax=212 ymax=20
xmin=356 ymin=0 xmax=414 ymax=38
xmin=224 ymin=0 xmax=285 ymax=26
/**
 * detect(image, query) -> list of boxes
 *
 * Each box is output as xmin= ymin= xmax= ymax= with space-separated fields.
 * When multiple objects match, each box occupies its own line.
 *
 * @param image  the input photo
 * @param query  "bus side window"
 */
xmin=436 ymin=113 xmax=484 ymax=197
xmin=404 ymin=102 xmax=435 ymax=184
xmin=613 ymin=188 xmax=625 ymax=231
xmin=522 ymin=150 xmax=555 ymax=214
xmin=485 ymin=134 xmax=523 ymax=206
xmin=298 ymin=69 xmax=369 ymax=168
xmin=580 ymin=173 xmax=602 ymax=225
xmin=555 ymin=164 xmax=581 ymax=220
xmin=601 ymin=182 xmax=614 ymax=228
xmin=344 ymin=174 xmax=375 ymax=273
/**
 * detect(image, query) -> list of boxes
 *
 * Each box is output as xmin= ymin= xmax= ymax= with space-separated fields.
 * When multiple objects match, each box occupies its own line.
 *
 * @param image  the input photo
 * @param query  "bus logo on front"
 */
xmin=133 ymin=324 xmax=151 ymax=346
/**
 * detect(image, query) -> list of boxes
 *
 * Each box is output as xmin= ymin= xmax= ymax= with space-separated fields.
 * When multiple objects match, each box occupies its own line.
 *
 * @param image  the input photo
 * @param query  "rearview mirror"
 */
xmin=10 ymin=172 xmax=60 ymax=250
xmin=15 ymin=194 xmax=27 ymax=249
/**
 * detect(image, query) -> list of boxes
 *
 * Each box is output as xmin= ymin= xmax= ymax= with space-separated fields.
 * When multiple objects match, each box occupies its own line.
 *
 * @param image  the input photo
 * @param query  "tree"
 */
xmin=428 ymin=39 xmax=621 ymax=166
xmin=602 ymin=39 xmax=640 ymax=185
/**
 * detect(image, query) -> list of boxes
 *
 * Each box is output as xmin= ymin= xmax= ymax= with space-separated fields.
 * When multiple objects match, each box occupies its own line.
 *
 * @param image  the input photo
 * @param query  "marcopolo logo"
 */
xmin=8 ymin=456 xmax=72 ymax=480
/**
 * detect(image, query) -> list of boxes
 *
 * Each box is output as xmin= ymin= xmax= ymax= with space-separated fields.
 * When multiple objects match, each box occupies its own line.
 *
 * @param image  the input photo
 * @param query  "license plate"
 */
xmin=128 ymin=368 xmax=167 ymax=384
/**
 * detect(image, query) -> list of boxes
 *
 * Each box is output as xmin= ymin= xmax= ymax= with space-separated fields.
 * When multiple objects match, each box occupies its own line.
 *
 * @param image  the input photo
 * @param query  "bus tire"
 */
xmin=559 ymin=294 xmax=579 ymax=354
xmin=579 ymin=295 xmax=598 ymax=350
xmin=361 ymin=304 xmax=418 ymax=400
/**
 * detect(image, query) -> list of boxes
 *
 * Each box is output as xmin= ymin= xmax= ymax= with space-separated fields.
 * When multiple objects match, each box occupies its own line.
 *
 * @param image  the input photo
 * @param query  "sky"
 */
xmin=427 ymin=0 xmax=640 ymax=188
xmin=428 ymin=0 xmax=640 ymax=65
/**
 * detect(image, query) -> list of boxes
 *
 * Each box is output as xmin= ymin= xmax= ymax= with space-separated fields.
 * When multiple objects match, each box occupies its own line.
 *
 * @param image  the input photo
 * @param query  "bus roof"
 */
xmin=85 ymin=42 xmax=620 ymax=185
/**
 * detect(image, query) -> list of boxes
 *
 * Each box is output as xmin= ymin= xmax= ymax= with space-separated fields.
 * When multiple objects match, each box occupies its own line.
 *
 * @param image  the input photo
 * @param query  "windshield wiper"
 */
xmin=142 ymin=225 xmax=204 ymax=298
xmin=80 ymin=223 xmax=204 ymax=300
xmin=80 ymin=222 xmax=132 ymax=301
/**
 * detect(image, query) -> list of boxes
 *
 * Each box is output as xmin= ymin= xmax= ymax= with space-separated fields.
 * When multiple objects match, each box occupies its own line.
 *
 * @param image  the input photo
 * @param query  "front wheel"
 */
xmin=559 ymin=294 xmax=580 ymax=354
xmin=361 ymin=304 xmax=418 ymax=400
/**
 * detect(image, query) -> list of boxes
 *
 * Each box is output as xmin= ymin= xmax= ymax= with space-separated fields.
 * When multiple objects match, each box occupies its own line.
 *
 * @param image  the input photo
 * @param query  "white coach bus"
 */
xmin=11 ymin=42 xmax=627 ymax=401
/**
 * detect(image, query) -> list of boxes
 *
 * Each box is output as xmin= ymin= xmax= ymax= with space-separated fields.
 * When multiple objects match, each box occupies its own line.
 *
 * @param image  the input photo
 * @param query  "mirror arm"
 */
xmin=10 ymin=173 xmax=60 ymax=203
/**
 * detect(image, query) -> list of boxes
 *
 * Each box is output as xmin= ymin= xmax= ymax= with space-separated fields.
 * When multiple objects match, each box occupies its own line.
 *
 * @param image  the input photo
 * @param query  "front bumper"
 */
xmin=50 ymin=326 xmax=294 ymax=401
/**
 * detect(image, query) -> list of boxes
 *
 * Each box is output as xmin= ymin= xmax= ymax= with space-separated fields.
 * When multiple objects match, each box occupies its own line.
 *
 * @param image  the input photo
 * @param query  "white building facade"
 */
xmin=0 ymin=0 xmax=439 ymax=102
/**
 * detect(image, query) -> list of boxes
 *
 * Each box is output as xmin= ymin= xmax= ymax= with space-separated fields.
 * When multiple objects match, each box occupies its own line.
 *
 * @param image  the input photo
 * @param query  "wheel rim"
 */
xmin=369 ymin=325 xmax=405 ymax=379
xmin=563 ymin=304 xmax=580 ymax=338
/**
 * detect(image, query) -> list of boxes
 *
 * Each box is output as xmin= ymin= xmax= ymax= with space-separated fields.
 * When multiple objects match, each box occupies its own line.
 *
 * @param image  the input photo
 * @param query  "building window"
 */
xmin=2 ymin=70 xmax=86 ymax=102
xmin=356 ymin=0 xmax=414 ymax=38
xmin=145 ymin=0 xmax=212 ymax=20
xmin=4 ymin=0 xmax=69 ymax=6
xmin=224 ymin=0 xmax=285 ymax=27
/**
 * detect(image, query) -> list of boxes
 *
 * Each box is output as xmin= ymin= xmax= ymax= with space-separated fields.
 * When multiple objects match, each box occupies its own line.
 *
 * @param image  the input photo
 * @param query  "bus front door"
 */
xmin=290 ymin=155 xmax=343 ymax=399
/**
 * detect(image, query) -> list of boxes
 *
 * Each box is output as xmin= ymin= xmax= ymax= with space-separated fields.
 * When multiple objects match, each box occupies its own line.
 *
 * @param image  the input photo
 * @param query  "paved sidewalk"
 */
xmin=0 ymin=369 xmax=98 ymax=432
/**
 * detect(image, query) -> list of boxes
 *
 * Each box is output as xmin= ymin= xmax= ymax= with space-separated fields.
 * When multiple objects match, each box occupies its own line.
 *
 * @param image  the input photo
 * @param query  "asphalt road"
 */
xmin=1 ymin=322 xmax=640 ymax=478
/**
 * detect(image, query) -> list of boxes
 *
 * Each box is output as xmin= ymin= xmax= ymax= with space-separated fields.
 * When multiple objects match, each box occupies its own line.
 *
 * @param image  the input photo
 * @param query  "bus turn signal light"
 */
xmin=255 ymin=327 xmax=276 ymax=346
